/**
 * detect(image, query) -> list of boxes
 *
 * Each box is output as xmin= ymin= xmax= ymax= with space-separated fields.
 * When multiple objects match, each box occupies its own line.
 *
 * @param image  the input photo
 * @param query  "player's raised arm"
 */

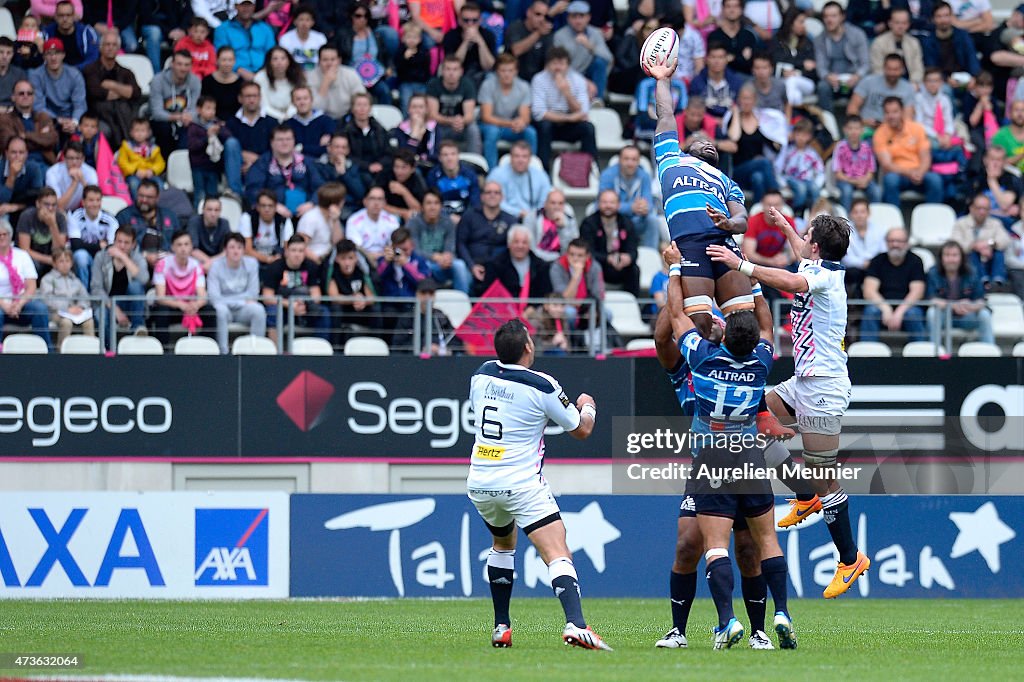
xmin=663 ymin=242 xmax=695 ymax=340
xmin=767 ymin=205 xmax=804 ymax=261
xmin=706 ymin=244 xmax=809 ymax=294
xmin=752 ymin=280 xmax=774 ymax=341
xmin=649 ymin=56 xmax=679 ymax=135
xmin=653 ymin=305 xmax=682 ymax=370
xmin=568 ymin=393 xmax=596 ymax=440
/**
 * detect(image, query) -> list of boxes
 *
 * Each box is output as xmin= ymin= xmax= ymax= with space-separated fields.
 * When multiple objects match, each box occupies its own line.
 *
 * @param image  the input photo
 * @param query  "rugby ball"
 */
xmin=640 ymin=27 xmax=678 ymax=77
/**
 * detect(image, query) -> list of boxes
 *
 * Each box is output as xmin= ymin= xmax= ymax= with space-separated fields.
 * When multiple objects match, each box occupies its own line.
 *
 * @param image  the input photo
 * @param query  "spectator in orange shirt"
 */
xmin=872 ymin=95 xmax=942 ymax=206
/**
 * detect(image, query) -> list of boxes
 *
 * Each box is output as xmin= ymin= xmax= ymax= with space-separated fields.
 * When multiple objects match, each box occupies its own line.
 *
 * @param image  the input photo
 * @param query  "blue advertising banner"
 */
xmin=291 ymin=494 xmax=1021 ymax=599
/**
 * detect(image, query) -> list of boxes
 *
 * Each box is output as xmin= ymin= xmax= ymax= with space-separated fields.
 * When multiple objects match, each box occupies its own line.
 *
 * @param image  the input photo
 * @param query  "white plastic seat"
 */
xmin=60 ymin=335 xmax=101 ymax=354
xmin=987 ymin=293 xmax=1024 ymax=339
xmin=637 ymin=245 xmax=663 ymax=292
xmin=0 ymin=8 xmax=15 ymax=39
xmin=625 ymin=338 xmax=656 ymax=350
xmin=232 ymin=334 xmax=277 ymax=355
xmin=910 ymin=203 xmax=956 ymax=248
xmin=101 ymin=196 xmax=128 ymax=216
xmin=218 ymin=196 xmax=243 ymax=229
xmin=166 ymin=149 xmax=193 ymax=193
xmin=117 ymin=335 xmax=164 ymax=355
xmin=957 ymin=341 xmax=1002 ymax=357
xmin=868 ymin=202 xmax=905 ymax=230
xmin=115 ymin=54 xmax=155 ymax=97
xmin=174 ymin=335 xmax=220 ymax=355
xmin=3 ymin=333 xmax=48 ymax=354
xmin=911 ymin=247 xmax=935 ymax=273
xmin=551 ymin=154 xmax=599 ymax=202
xmin=589 ymin=108 xmax=631 ymax=152
xmin=1012 ymin=341 xmax=1024 ymax=357
xmin=901 ymin=341 xmax=945 ymax=357
xmin=603 ymin=290 xmax=651 ymax=338
xmin=344 ymin=336 xmax=390 ymax=356
xmin=433 ymin=289 xmax=472 ymax=328
xmin=458 ymin=152 xmax=489 ymax=174
xmin=846 ymin=341 xmax=892 ymax=357
xmin=371 ymin=104 xmax=403 ymax=131
xmin=291 ymin=336 xmax=335 ymax=355
xmin=498 ymin=153 xmax=545 ymax=170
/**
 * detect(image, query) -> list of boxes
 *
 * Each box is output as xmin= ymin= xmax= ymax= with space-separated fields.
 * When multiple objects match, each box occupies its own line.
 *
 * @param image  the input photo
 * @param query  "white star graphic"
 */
xmin=563 ymin=501 xmax=622 ymax=573
xmin=949 ymin=502 xmax=1017 ymax=573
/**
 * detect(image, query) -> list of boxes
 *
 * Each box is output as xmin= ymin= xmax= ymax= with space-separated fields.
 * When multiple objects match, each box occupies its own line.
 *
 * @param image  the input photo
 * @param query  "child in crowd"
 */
xmin=965 ymin=71 xmax=1003 ymax=175
xmin=174 ymin=17 xmax=217 ymax=79
xmin=775 ymin=118 xmax=824 ymax=213
xmin=831 ymin=114 xmax=880 ymax=211
xmin=39 ymin=247 xmax=95 ymax=345
xmin=916 ymin=67 xmax=967 ymax=175
xmin=74 ymin=113 xmax=100 ymax=167
xmin=395 ymin=22 xmax=431 ymax=114
xmin=14 ymin=14 xmax=43 ymax=69
xmin=278 ymin=5 xmax=326 ymax=71
xmin=527 ymin=294 xmax=573 ymax=355
xmin=118 ymin=118 xmax=167 ymax=198
xmin=186 ymin=96 xmax=238 ymax=208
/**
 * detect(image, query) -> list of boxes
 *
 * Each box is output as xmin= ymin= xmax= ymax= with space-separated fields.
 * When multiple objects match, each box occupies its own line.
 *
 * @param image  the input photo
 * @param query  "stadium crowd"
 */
xmin=1 ymin=0 xmax=1023 ymax=353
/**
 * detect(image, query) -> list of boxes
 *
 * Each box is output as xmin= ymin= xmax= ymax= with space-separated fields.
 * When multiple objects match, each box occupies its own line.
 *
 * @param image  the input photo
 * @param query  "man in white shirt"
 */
xmin=45 ymin=140 xmax=97 ymax=212
xmin=67 ymin=183 xmax=117 ymax=286
xmin=529 ymin=46 xmax=597 ymax=170
xmin=344 ymin=186 xmax=400 ymax=266
xmin=467 ymin=319 xmax=609 ymax=651
xmin=297 ymin=182 xmax=345 ymax=264
xmin=239 ymin=188 xmax=294 ymax=268
xmin=0 ymin=219 xmax=51 ymax=348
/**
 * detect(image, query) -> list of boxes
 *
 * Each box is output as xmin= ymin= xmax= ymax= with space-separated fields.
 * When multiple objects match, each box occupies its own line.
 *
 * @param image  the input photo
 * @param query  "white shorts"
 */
xmin=773 ymin=375 xmax=851 ymax=436
xmin=468 ymin=478 xmax=561 ymax=535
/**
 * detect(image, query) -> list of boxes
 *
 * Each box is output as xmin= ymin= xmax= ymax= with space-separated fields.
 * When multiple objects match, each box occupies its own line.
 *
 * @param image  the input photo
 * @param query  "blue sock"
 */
xmin=821 ymin=490 xmax=858 ymax=565
xmin=706 ymin=556 xmax=735 ymax=629
xmin=741 ymin=574 xmax=767 ymax=633
xmin=761 ymin=556 xmax=789 ymax=617
xmin=487 ymin=548 xmax=515 ymax=627
xmin=551 ymin=575 xmax=586 ymax=628
xmin=670 ymin=571 xmax=697 ymax=634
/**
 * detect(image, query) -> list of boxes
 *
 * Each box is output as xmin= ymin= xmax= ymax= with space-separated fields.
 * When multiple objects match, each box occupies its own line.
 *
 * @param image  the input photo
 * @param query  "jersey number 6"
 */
xmin=481 ymin=405 xmax=504 ymax=440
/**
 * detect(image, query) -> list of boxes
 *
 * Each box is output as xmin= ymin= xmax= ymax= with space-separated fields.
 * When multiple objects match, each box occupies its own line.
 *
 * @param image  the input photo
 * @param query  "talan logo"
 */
xmin=277 ymin=371 xmax=335 ymax=432
xmin=0 ymin=395 xmax=172 ymax=447
xmin=194 ymin=509 xmax=269 ymax=586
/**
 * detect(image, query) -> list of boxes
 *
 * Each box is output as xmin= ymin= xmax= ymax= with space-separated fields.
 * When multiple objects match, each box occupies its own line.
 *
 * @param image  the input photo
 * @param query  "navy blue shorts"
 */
xmin=676 ymin=472 xmax=750 ymax=530
xmin=674 ymin=232 xmax=743 ymax=281
xmin=688 ymin=445 xmax=774 ymax=522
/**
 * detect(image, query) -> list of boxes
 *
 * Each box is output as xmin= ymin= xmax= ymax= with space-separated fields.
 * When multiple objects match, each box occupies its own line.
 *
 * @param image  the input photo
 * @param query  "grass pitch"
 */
xmin=2 ymin=598 xmax=1022 ymax=681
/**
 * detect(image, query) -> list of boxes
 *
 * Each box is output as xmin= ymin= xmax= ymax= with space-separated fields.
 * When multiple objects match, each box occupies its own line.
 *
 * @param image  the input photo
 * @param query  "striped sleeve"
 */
xmin=725 ymin=175 xmax=745 ymax=204
xmin=654 ymin=131 xmax=683 ymax=176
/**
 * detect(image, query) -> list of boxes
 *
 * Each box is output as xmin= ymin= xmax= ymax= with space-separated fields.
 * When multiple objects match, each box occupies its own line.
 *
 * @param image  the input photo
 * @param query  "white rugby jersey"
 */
xmin=790 ymin=259 xmax=849 ymax=378
xmin=466 ymin=361 xmax=582 ymax=491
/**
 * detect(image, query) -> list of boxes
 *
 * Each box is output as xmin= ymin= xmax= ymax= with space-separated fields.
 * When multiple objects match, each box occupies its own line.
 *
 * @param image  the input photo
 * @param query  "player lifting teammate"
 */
xmin=467 ymin=321 xmax=612 ymax=651
xmin=659 ymin=242 xmax=794 ymax=650
xmin=708 ymin=207 xmax=870 ymax=598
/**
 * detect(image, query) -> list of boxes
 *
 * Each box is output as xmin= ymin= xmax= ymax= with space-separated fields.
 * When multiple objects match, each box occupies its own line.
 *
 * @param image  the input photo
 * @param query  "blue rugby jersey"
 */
xmin=654 ymin=131 xmax=744 ymax=240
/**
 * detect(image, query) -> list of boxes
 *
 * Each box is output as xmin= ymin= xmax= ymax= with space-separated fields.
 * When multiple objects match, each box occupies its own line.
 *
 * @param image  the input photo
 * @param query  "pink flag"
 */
xmin=455 ymin=281 xmax=535 ymax=356
xmin=96 ymin=132 xmax=132 ymax=206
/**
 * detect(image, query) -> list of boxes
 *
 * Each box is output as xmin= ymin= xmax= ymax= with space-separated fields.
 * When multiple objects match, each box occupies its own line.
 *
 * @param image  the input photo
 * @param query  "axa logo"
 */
xmin=194 ymin=509 xmax=269 ymax=586
xmin=277 ymin=371 xmax=335 ymax=432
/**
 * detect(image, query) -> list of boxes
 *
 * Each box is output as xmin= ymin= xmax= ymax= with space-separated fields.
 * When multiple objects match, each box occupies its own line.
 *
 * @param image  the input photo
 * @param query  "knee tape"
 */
xmin=548 ymin=556 xmax=578 ymax=581
xmin=720 ymin=294 xmax=755 ymax=315
xmin=684 ymin=295 xmax=713 ymax=316
xmin=487 ymin=548 xmax=515 ymax=570
xmin=763 ymin=440 xmax=791 ymax=468
xmin=705 ymin=548 xmax=729 ymax=562
xmin=803 ymin=449 xmax=838 ymax=467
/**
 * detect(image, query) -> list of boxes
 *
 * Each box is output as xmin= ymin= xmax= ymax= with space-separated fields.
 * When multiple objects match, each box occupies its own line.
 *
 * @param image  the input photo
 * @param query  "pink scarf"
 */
xmin=0 ymin=248 xmax=24 ymax=296
xmin=182 ymin=314 xmax=203 ymax=333
xmin=537 ymin=217 xmax=560 ymax=254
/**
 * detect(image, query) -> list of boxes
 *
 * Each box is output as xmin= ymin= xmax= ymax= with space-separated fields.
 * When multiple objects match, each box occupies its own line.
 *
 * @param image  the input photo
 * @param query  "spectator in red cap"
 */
xmin=29 ymin=36 xmax=86 ymax=139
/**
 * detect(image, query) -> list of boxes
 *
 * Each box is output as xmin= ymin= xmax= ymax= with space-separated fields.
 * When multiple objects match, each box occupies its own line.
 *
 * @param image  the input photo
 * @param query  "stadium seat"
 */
xmin=232 ymin=335 xmax=277 ymax=355
xmin=344 ymin=336 xmax=390 ymax=356
xmin=60 ymin=335 xmax=101 ymax=354
xmin=498 ymin=153 xmax=544 ymax=170
xmin=174 ymin=335 xmax=220 ymax=355
xmin=868 ymin=202 xmax=905 ymax=230
xmin=804 ymin=16 xmax=824 ymax=38
xmin=603 ymin=291 xmax=651 ymax=338
xmin=846 ymin=341 xmax=892 ymax=357
xmin=910 ymin=203 xmax=956 ymax=248
xmin=912 ymin=247 xmax=935 ymax=273
xmin=2 ymin=333 xmax=48 ymax=354
xmin=117 ymin=335 xmax=164 ymax=355
xmin=637 ymin=246 xmax=662 ymax=292
xmin=101 ymin=196 xmax=128 ymax=216
xmin=818 ymin=109 xmax=840 ymax=142
xmin=957 ymin=341 xmax=1002 ymax=357
xmin=371 ymin=104 xmax=403 ymax=131
xmin=291 ymin=336 xmax=334 ymax=355
xmin=625 ymin=338 xmax=656 ymax=350
xmin=589 ymin=108 xmax=631 ymax=153
xmin=1013 ymin=341 xmax=1024 ymax=357
xmin=0 ymin=8 xmax=15 ymax=39
xmin=901 ymin=341 xmax=946 ymax=357
xmin=218 ymin=196 xmax=243 ymax=228
xmin=166 ymin=149 xmax=193 ymax=193
xmin=987 ymin=293 xmax=1024 ymax=339
xmin=551 ymin=154 xmax=599 ymax=202
xmin=116 ymin=54 xmax=155 ymax=97
xmin=433 ymin=289 xmax=472 ymax=328
xmin=458 ymin=152 xmax=489 ymax=174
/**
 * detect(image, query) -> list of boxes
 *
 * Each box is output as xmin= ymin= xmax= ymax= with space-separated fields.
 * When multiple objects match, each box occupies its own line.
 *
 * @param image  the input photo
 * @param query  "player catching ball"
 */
xmin=707 ymin=207 xmax=871 ymax=599
xmin=466 ymin=321 xmax=612 ymax=651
